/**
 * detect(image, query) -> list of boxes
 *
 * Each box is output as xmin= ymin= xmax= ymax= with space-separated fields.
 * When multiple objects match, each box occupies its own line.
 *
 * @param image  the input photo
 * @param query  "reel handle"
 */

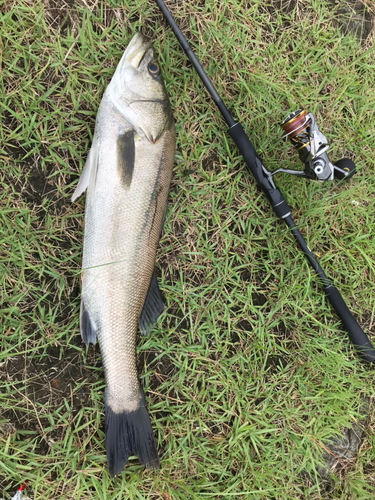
xmin=334 ymin=158 xmax=356 ymax=180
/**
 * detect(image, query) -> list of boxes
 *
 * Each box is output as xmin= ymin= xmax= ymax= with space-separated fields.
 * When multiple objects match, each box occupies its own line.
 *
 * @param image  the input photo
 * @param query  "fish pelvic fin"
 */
xmin=138 ymin=270 xmax=165 ymax=336
xmin=80 ymin=297 xmax=97 ymax=345
xmin=105 ymin=389 xmax=160 ymax=477
xmin=71 ymin=140 xmax=98 ymax=201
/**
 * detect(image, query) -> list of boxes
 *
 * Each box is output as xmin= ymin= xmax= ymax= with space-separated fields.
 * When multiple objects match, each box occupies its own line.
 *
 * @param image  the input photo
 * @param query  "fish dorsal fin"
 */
xmin=117 ymin=129 xmax=135 ymax=189
xmin=71 ymin=140 xmax=98 ymax=201
xmin=138 ymin=270 xmax=165 ymax=336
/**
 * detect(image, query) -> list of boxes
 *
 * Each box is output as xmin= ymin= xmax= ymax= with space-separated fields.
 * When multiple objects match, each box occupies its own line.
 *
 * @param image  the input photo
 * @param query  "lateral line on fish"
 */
xmin=134 ymin=152 xmax=164 ymax=254
xmin=130 ymin=99 xmax=166 ymax=105
xmin=149 ymin=196 xmax=159 ymax=240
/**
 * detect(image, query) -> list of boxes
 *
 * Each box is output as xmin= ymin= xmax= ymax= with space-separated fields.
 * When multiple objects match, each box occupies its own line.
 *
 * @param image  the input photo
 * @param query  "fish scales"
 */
xmin=72 ymin=33 xmax=175 ymax=476
xmin=83 ymin=112 xmax=174 ymax=412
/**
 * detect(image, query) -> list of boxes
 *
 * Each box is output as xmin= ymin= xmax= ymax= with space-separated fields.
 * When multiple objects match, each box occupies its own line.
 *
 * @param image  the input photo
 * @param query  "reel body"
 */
xmin=275 ymin=108 xmax=356 ymax=181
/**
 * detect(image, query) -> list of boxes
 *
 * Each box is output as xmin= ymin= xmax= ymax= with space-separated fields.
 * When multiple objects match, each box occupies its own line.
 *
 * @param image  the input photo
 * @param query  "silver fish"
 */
xmin=72 ymin=33 xmax=175 ymax=477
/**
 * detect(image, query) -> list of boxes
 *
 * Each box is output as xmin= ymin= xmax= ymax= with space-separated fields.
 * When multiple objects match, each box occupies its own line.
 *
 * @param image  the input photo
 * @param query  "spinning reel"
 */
xmin=272 ymin=108 xmax=356 ymax=182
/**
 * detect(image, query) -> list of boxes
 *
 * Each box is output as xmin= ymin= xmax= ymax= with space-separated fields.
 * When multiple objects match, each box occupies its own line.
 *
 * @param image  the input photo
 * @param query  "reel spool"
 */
xmin=273 ymin=108 xmax=356 ymax=181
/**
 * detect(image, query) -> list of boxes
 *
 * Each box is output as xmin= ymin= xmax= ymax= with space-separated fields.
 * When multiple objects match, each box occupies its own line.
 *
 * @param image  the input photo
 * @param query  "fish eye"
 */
xmin=148 ymin=62 xmax=160 ymax=76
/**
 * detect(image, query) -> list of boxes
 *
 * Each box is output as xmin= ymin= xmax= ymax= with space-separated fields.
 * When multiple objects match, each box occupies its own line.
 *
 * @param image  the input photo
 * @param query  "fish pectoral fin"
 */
xmin=71 ymin=141 xmax=98 ymax=201
xmin=138 ymin=270 xmax=165 ymax=336
xmin=80 ymin=297 xmax=97 ymax=345
xmin=117 ymin=129 xmax=135 ymax=189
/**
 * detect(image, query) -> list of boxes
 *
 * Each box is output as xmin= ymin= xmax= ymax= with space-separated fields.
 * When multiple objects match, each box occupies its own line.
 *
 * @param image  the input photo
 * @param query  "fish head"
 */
xmin=108 ymin=33 xmax=173 ymax=143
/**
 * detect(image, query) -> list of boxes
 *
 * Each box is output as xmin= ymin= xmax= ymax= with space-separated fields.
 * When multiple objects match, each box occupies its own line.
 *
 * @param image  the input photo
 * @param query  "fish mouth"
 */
xmin=124 ymin=33 xmax=153 ymax=69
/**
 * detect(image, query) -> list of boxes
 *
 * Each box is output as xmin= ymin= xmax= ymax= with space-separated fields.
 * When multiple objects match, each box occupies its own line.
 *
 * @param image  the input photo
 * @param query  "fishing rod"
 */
xmin=154 ymin=0 xmax=375 ymax=363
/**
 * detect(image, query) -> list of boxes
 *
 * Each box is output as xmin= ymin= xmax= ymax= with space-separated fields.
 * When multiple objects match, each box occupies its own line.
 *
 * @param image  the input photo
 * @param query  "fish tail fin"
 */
xmin=105 ymin=389 xmax=160 ymax=477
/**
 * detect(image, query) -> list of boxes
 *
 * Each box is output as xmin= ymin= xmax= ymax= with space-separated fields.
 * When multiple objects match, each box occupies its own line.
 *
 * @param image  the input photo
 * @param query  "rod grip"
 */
xmin=324 ymin=286 xmax=375 ymax=362
xmin=227 ymin=123 xmax=263 ymax=184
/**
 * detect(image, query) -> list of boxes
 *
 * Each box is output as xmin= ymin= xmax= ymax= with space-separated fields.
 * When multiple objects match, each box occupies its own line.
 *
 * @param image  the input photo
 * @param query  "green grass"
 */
xmin=1 ymin=0 xmax=375 ymax=498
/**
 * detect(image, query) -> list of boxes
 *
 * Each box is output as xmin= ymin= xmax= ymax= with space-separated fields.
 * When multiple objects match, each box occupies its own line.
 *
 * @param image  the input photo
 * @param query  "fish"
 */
xmin=71 ymin=32 xmax=175 ymax=477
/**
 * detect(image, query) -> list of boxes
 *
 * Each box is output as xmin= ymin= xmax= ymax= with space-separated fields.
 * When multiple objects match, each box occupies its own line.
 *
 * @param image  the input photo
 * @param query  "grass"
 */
xmin=1 ymin=0 xmax=375 ymax=498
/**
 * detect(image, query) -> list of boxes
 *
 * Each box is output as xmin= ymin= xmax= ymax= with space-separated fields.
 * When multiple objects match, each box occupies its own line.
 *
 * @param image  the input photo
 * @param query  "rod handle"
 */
xmin=227 ymin=123 xmax=291 ymax=218
xmin=324 ymin=286 xmax=375 ymax=362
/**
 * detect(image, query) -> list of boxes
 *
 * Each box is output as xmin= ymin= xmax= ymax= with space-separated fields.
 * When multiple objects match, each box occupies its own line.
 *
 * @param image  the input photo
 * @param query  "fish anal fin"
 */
xmin=105 ymin=389 xmax=160 ymax=477
xmin=80 ymin=297 xmax=97 ymax=345
xmin=71 ymin=142 xmax=98 ymax=201
xmin=138 ymin=270 xmax=164 ymax=336
xmin=117 ymin=129 xmax=135 ymax=189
